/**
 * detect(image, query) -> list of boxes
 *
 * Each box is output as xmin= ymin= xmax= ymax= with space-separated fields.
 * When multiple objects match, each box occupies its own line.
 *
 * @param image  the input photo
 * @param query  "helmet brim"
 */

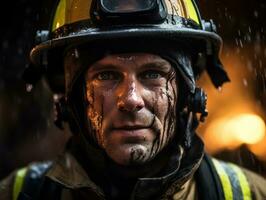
xmin=30 ymin=26 xmax=222 ymax=65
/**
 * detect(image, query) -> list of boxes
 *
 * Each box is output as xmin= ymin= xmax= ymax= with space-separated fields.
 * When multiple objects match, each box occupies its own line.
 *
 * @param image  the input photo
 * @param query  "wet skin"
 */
xmin=86 ymin=53 xmax=178 ymax=166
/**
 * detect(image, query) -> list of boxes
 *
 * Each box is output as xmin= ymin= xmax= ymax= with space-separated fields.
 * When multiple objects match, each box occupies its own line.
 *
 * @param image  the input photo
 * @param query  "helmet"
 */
xmin=24 ymin=0 xmax=230 ymax=147
xmin=26 ymin=0 xmax=229 ymax=94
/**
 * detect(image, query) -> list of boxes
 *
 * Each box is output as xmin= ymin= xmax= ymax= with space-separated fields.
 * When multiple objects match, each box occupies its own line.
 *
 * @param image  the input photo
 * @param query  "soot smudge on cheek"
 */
xmin=86 ymin=83 xmax=105 ymax=146
xmin=154 ymin=69 xmax=177 ymax=154
xmin=165 ymin=70 xmax=177 ymax=144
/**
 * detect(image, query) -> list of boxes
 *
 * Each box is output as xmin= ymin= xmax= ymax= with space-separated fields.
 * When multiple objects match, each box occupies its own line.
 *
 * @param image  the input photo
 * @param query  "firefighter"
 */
xmin=1 ymin=0 xmax=266 ymax=199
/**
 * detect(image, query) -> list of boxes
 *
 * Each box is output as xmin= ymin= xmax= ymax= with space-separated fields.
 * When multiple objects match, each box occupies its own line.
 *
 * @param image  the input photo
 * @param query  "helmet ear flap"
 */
xmin=188 ymin=87 xmax=208 ymax=122
xmin=181 ymin=87 xmax=208 ymax=149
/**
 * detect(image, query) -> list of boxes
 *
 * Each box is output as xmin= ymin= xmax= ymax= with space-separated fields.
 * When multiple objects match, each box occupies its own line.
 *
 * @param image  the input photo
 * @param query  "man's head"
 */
xmin=84 ymin=53 xmax=178 ymax=165
xmin=25 ymin=0 xmax=229 ymax=167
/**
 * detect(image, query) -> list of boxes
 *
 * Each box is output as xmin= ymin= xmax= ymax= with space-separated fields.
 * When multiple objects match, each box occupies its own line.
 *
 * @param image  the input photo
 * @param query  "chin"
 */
xmin=106 ymin=143 xmax=152 ymax=166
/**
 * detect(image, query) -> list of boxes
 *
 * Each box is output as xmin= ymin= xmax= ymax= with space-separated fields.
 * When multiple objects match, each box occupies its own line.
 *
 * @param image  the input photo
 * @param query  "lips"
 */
xmin=111 ymin=125 xmax=151 ymax=141
xmin=113 ymin=125 xmax=148 ymax=130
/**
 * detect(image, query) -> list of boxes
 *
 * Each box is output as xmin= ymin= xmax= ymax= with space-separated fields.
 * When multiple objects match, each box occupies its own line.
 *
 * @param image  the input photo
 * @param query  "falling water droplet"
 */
xmin=254 ymin=10 xmax=259 ymax=18
xmin=243 ymin=78 xmax=248 ymax=86
xmin=74 ymin=48 xmax=79 ymax=58
xmin=26 ymin=84 xmax=33 ymax=92
xmin=239 ymin=39 xmax=243 ymax=48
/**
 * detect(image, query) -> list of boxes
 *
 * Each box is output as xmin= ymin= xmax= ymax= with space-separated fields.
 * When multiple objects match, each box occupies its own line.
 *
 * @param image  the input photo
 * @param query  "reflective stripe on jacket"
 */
xmin=212 ymin=158 xmax=252 ymax=200
xmin=1 ymin=155 xmax=266 ymax=200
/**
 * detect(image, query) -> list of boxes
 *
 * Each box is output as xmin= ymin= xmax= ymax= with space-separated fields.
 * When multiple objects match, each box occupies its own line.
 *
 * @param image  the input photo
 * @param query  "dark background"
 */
xmin=0 ymin=0 xmax=265 ymax=179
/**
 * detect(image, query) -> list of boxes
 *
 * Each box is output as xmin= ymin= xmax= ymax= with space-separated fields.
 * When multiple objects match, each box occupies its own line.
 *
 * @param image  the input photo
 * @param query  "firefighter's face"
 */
xmin=86 ymin=53 xmax=178 ymax=165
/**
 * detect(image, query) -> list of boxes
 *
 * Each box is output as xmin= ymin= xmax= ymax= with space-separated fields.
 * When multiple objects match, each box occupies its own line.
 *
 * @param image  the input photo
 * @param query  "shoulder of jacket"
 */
xmin=211 ymin=157 xmax=266 ymax=200
xmin=212 ymin=158 xmax=251 ymax=199
xmin=241 ymin=167 xmax=266 ymax=200
xmin=0 ymin=170 xmax=16 ymax=200
xmin=0 ymin=161 xmax=53 ymax=200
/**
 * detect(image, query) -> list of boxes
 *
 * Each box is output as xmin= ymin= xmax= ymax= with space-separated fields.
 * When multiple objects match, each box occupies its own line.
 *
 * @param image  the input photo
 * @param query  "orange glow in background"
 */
xmin=203 ymin=114 xmax=265 ymax=152
xmin=197 ymin=45 xmax=266 ymax=161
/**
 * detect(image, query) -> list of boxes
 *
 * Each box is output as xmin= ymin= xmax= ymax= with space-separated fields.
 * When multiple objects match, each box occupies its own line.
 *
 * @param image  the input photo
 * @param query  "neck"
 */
xmin=68 ymin=134 xmax=205 ymax=199
xmin=69 ymin=135 xmax=182 ymax=180
xmin=106 ymin=145 xmax=175 ymax=179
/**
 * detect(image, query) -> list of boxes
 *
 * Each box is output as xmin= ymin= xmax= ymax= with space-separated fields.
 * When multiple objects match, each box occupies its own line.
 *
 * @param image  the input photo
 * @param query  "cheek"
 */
xmin=168 ymin=78 xmax=178 ymax=111
xmin=150 ymin=79 xmax=178 ymax=144
xmin=167 ymin=78 xmax=178 ymax=136
xmin=86 ymin=84 xmax=102 ymax=120
xmin=156 ymin=90 xmax=168 ymax=127
xmin=150 ymin=85 xmax=176 ymax=123
xmin=86 ymin=83 xmax=117 ymax=146
xmin=86 ymin=83 xmax=105 ymax=144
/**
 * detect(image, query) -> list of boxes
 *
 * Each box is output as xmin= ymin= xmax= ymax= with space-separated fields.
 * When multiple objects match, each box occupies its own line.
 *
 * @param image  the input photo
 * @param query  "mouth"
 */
xmin=111 ymin=125 xmax=151 ymax=140
xmin=113 ymin=125 xmax=149 ymax=130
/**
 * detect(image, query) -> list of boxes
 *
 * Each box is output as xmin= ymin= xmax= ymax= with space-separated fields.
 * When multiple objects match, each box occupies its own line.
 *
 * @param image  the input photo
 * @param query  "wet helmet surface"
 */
xmin=28 ymin=0 xmax=229 ymax=94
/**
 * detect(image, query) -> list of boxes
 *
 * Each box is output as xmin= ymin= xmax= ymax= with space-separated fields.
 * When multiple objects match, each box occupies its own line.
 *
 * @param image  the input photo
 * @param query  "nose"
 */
xmin=117 ymin=78 xmax=145 ymax=112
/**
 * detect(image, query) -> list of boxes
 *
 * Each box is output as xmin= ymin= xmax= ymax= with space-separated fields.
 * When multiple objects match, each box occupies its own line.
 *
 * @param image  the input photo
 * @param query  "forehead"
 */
xmin=88 ymin=53 xmax=173 ymax=71
xmin=100 ymin=53 xmax=167 ymax=62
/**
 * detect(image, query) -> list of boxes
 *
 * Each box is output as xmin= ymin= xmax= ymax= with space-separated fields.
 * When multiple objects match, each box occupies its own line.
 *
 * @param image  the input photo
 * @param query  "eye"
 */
xmin=141 ymin=70 xmax=162 ymax=79
xmin=96 ymin=71 xmax=119 ymax=80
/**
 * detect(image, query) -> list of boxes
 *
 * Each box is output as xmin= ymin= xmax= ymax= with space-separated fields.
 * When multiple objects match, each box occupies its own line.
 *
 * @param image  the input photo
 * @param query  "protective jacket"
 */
xmin=1 ymin=136 xmax=266 ymax=200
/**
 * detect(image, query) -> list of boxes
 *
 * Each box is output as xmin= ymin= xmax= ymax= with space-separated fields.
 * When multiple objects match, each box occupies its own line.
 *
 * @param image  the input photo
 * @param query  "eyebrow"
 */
xmin=88 ymin=63 xmax=120 ymax=73
xmin=139 ymin=61 xmax=171 ymax=72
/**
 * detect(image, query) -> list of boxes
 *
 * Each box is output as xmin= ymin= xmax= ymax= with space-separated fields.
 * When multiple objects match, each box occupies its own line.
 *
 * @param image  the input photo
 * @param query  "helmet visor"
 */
xmin=52 ymin=0 xmax=201 ymax=31
xmin=101 ymin=0 xmax=155 ymax=13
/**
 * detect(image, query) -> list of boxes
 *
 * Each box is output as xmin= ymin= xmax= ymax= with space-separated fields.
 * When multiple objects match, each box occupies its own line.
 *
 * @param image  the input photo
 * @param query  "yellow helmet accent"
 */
xmin=164 ymin=0 xmax=200 ymax=24
xmin=51 ymin=0 xmax=201 ymax=32
xmin=52 ymin=0 xmax=93 ymax=31
xmin=185 ymin=0 xmax=200 ymax=24
xmin=52 ymin=0 xmax=66 ymax=31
